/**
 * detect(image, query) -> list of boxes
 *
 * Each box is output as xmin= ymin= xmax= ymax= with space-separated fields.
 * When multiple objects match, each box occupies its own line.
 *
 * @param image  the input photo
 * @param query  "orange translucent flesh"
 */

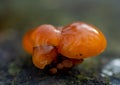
xmin=32 ymin=45 xmax=57 ymax=69
xmin=22 ymin=29 xmax=34 ymax=54
xmin=58 ymin=22 xmax=107 ymax=59
xmin=70 ymin=59 xmax=83 ymax=65
xmin=62 ymin=59 xmax=73 ymax=68
xmin=30 ymin=24 xmax=61 ymax=47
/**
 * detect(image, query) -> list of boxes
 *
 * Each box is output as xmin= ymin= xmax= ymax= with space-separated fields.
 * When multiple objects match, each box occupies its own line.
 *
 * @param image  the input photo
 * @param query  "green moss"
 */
xmin=8 ymin=62 xmax=21 ymax=76
xmin=76 ymin=74 xmax=91 ymax=80
xmin=103 ymin=77 xmax=110 ymax=85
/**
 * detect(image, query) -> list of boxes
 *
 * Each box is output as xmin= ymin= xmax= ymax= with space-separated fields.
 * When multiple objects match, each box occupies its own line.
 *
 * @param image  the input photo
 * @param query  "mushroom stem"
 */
xmin=32 ymin=45 xmax=57 ymax=69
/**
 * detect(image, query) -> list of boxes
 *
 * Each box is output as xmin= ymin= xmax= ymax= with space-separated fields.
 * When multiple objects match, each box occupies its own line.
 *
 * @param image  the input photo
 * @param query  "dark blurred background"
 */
xmin=0 ymin=0 xmax=120 ymax=56
xmin=0 ymin=0 xmax=120 ymax=84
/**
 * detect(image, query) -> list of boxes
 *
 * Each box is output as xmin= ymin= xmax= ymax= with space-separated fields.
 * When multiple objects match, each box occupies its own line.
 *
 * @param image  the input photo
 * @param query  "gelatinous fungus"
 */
xmin=22 ymin=22 xmax=107 ymax=74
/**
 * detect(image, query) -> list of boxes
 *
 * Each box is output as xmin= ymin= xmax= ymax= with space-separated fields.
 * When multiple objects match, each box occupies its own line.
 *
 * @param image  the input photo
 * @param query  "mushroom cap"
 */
xmin=22 ymin=29 xmax=34 ymax=54
xmin=30 ymin=24 xmax=61 ymax=47
xmin=58 ymin=22 xmax=107 ymax=59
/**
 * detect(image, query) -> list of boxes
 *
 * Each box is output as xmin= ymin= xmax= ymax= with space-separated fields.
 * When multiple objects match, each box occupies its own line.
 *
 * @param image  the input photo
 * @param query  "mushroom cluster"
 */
xmin=22 ymin=22 xmax=107 ymax=74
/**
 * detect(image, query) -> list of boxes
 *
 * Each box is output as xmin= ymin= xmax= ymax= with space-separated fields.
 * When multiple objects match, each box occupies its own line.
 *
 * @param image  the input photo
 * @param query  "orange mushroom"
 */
xmin=58 ymin=22 xmax=107 ymax=59
xmin=22 ymin=22 xmax=107 ymax=73
xmin=23 ymin=24 xmax=61 ymax=69
xmin=31 ymin=25 xmax=61 ymax=69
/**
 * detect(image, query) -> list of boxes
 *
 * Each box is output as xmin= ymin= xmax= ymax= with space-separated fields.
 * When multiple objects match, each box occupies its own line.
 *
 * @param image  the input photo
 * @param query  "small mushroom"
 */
xmin=58 ymin=22 xmax=107 ymax=59
xmin=49 ymin=67 xmax=58 ymax=74
xmin=23 ymin=24 xmax=61 ymax=69
xmin=62 ymin=59 xmax=73 ymax=68
xmin=56 ymin=63 xmax=64 ymax=70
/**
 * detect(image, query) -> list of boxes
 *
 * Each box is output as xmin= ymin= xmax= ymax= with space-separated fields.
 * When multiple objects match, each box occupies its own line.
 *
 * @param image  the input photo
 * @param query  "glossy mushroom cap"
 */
xmin=30 ymin=25 xmax=61 ymax=69
xmin=30 ymin=24 xmax=61 ymax=47
xmin=58 ymin=22 xmax=107 ymax=59
xmin=22 ymin=29 xmax=34 ymax=54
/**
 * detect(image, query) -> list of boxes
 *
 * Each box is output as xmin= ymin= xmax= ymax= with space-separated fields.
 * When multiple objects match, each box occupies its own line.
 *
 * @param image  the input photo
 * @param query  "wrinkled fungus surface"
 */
xmin=22 ymin=22 xmax=107 ymax=74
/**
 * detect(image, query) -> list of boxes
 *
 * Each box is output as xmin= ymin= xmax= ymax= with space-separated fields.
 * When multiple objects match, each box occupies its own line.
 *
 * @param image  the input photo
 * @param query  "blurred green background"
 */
xmin=0 ymin=1 xmax=120 ymax=84
xmin=0 ymin=0 xmax=120 ymax=55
